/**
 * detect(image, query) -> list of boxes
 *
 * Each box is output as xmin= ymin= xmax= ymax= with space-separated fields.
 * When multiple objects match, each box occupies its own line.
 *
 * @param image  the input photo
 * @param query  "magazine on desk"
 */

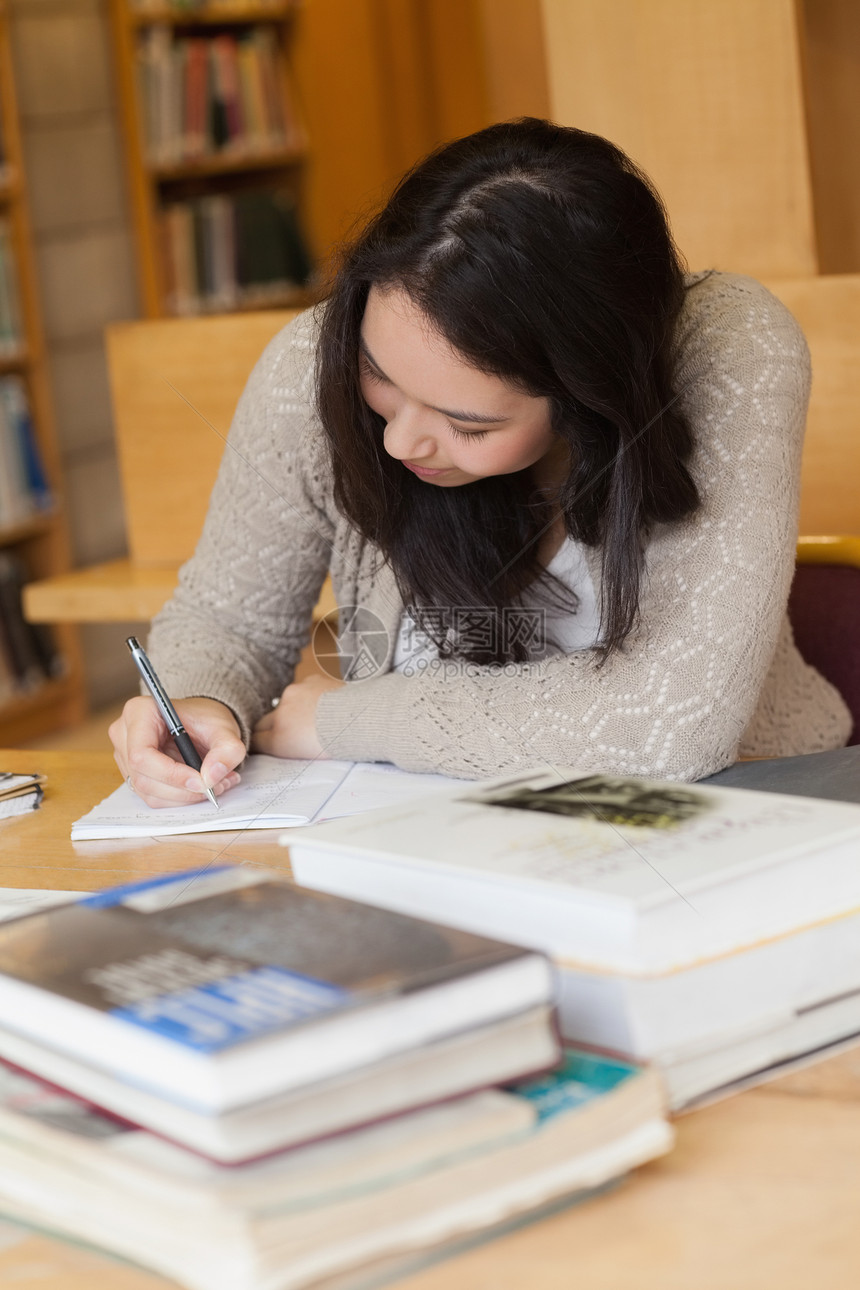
xmin=71 ymin=754 xmax=461 ymax=839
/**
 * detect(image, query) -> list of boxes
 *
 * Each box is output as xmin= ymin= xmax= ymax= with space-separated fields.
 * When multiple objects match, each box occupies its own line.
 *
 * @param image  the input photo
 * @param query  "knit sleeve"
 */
xmin=146 ymin=310 xmax=334 ymax=743
xmin=315 ymin=275 xmax=812 ymax=781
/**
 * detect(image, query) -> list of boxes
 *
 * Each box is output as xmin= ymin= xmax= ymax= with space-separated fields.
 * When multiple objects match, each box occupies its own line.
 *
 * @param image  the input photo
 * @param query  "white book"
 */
xmin=287 ymin=767 xmax=860 ymax=974
xmin=71 ymin=753 xmax=460 ymax=839
xmin=287 ymin=767 xmax=860 ymax=1098
xmin=0 ymin=1047 xmax=670 ymax=1290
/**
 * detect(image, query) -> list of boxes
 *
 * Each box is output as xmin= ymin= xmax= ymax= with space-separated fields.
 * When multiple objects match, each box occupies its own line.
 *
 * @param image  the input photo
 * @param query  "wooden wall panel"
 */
xmin=478 ymin=0 xmax=550 ymax=123
xmin=540 ymin=0 xmax=818 ymax=277
xmin=290 ymin=0 xmax=397 ymax=264
xmin=291 ymin=0 xmax=491 ymax=268
xmin=799 ymin=0 xmax=860 ymax=273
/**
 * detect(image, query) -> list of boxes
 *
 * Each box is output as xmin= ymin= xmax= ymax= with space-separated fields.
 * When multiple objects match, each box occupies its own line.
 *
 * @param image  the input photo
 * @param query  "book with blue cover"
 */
xmin=0 ymin=866 xmax=556 ymax=1120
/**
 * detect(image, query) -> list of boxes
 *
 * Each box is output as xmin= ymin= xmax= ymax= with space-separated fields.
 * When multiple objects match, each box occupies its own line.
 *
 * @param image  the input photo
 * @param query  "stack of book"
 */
xmin=137 ymin=24 xmax=301 ymax=166
xmin=161 ymin=188 xmax=312 ymax=314
xmin=289 ymin=768 xmax=860 ymax=1108
xmin=0 ymin=771 xmax=44 ymax=821
xmin=0 ymin=221 xmax=23 ymax=357
xmin=0 ymin=868 xmax=671 ymax=1288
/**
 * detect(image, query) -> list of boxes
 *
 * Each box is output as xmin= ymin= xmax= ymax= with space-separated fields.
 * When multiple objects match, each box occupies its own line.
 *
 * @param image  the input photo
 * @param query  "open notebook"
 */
xmin=71 ymin=755 xmax=461 ymax=840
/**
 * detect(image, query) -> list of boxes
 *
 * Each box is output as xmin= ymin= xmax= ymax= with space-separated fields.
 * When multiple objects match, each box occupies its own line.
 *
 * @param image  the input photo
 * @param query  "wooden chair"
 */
xmin=22 ymin=310 xmax=336 ymax=626
xmin=765 ymin=275 xmax=860 ymax=744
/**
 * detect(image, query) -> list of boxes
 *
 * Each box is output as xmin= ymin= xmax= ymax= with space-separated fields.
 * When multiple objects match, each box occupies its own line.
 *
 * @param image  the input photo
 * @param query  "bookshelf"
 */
xmin=108 ymin=0 xmax=315 ymax=318
xmin=0 ymin=6 xmax=86 ymax=744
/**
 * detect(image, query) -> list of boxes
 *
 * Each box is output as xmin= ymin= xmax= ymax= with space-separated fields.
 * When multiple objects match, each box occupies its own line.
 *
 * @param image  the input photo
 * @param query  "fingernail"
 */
xmin=207 ymin=762 xmax=228 ymax=785
xmin=186 ymin=775 xmax=204 ymax=793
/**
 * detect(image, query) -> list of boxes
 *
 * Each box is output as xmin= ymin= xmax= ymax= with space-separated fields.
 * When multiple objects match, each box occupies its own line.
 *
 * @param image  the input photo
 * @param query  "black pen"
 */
xmin=125 ymin=637 xmax=219 ymax=809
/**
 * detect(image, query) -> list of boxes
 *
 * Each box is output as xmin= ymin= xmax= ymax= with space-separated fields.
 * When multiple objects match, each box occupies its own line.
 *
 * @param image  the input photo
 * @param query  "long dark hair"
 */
xmin=316 ymin=118 xmax=699 ymax=662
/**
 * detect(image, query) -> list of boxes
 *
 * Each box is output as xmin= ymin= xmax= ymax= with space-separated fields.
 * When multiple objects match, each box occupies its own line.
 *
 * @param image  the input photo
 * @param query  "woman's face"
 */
xmin=359 ymin=286 xmax=559 ymax=488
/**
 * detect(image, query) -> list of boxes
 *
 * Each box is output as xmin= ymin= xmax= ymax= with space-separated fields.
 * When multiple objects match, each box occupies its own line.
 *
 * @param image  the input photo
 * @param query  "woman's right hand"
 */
xmin=109 ymin=696 xmax=246 ymax=809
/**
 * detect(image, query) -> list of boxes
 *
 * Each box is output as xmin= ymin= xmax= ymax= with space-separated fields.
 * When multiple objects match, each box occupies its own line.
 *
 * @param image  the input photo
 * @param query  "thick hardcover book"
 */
xmin=0 ymin=1004 xmax=556 ymax=1163
xmin=0 ymin=866 xmax=555 ymax=1115
xmin=288 ymin=767 xmax=860 ymax=1099
xmin=288 ymin=767 xmax=860 ymax=974
xmin=0 ymin=1048 xmax=670 ymax=1290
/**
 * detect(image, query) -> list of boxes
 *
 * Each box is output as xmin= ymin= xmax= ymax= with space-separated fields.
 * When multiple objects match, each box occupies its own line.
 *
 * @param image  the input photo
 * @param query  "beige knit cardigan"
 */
xmin=148 ymin=272 xmax=851 ymax=781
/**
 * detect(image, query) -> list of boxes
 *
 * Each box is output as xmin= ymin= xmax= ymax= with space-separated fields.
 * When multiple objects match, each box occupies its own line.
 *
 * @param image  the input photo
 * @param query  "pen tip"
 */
xmin=207 ymin=787 xmax=220 ymax=810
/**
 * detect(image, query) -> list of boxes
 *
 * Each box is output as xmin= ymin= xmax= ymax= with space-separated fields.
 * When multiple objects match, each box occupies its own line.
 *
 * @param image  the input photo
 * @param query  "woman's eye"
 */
xmin=360 ymin=358 xmax=387 ymax=385
xmin=448 ymin=422 xmax=489 ymax=443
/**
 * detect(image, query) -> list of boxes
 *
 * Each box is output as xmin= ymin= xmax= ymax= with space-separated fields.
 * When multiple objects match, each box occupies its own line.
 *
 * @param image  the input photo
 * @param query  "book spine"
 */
xmin=0 ymin=552 xmax=47 ymax=689
xmin=165 ymin=202 xmax=197 ymax=315
xmin=206 ymin=42 xmax=230 ymax=154
xmin=182 ymin=39 xmax=200 ymax=160
xmin=5 ymin=378 xmax=51 ymax=513
xmin=0 ymin=222 xmax=23 ymax=356
xmin=253 ymin=27 xmax=285 ymax=147
xmin=0 ymin=378 xmax=31 ymax=525
xmin=236 ymin=36 xmax=266 ymax=153
xmin=218 ymin=35 xmax=244 ymax=144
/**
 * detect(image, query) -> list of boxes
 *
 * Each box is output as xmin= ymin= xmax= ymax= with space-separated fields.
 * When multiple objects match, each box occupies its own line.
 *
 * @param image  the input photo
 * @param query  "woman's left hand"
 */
xmin=251 ymin=675 xmax=345 ymax=760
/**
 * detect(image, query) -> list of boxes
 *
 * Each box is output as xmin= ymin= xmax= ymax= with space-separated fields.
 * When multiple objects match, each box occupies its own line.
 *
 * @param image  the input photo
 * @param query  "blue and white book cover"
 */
xmin=0 ymin=867 xmax=528 ymax=1054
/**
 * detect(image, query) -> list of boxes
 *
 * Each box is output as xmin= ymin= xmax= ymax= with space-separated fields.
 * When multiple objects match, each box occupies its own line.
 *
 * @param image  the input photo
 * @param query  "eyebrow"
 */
xmin=359 ymin=338 xmax=510 ymax=425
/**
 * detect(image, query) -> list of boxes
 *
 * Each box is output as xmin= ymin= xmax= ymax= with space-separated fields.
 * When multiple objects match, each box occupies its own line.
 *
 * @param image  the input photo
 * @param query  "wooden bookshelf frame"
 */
xmin=0 ymin=7 xmax=86 ymax=743
xmin=108 ymin=0 xmax=311 ymax=317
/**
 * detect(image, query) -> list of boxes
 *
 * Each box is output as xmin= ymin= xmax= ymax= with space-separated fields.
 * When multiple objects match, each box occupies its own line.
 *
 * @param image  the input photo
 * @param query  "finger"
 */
xmin=122 ymin=696 xmax=186 ymax=782
xmin=199 ymin=734 xmax=246 ymax=795
xmin=127 ymin=767 xmax=242 ymax=810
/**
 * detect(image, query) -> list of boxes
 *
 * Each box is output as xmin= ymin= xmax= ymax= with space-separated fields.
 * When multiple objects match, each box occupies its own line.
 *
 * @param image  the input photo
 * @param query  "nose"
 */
xmin=382 ymin=405 xmax=438 ymax=461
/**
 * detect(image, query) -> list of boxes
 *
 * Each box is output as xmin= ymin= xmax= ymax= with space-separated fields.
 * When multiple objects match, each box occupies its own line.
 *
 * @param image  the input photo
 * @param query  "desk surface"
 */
xmin=1 ymin=747 xmax=859 ymax=1290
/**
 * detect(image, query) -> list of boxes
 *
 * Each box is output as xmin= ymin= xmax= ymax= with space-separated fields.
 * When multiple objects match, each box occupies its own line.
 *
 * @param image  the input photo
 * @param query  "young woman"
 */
xmin=110 ymin=118 xmax=851 ymax=808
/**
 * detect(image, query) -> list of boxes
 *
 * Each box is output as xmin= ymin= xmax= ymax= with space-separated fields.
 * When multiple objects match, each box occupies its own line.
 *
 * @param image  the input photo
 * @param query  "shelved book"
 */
xmin=287 ymin=767 xmax=860 ymax=1108
xmin=0 ymin=553 xmax=62 ymax=702
xmin=0 ymin=1047 xmax=670 ymax=1290
xmin=0 ymin=377 xmax=52 ymax=526
xmin=0 ymin=220 xmax=23 ymax=356
xmin=0 ymin=866 xmax=558 ymax=1160
xmin=160 ymin=188 xmax=312 ymax=315
xmin=136 ymin=24 xmax=300 ymax=166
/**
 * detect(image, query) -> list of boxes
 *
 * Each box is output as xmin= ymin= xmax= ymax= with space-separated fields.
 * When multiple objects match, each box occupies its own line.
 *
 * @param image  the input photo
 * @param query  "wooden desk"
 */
xmin=1 ymin=748 xmax=859 ymax=1290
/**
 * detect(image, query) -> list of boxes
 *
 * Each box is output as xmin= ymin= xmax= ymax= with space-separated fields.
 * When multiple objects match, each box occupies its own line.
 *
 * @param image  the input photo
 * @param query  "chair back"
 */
xmin=789 ymin=564 xmax=860 ymax=745
xmin=765 ymin=274 xmax=860 ymax=535
xmin=105 ymin=310 xmax=300 ymax=566
xmin=767 ymin=274 xmax=860 ymax=744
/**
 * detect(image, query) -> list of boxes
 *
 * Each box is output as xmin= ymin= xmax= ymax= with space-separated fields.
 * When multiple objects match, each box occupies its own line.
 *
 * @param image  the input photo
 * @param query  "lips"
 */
xmin=403 ymin=461 xmax=449 ymax=478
